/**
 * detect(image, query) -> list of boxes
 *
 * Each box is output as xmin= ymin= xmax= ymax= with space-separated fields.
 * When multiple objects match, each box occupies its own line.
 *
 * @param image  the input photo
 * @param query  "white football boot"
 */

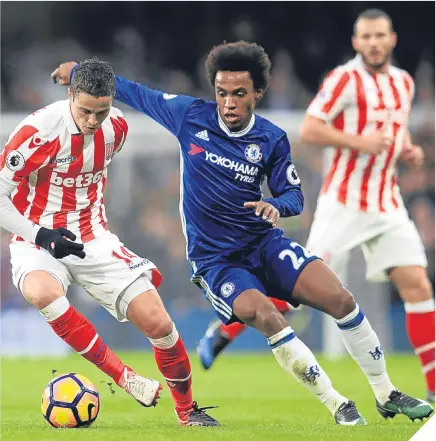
xmin=120 ymin=367 xmax=163 ymax=407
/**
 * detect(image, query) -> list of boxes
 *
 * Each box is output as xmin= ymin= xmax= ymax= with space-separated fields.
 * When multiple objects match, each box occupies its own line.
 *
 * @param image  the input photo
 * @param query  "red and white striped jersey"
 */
xmin=0 ymin=100 xmax=128 ymax=243
xmin=307 ymin=55 xmax=414 ymax=213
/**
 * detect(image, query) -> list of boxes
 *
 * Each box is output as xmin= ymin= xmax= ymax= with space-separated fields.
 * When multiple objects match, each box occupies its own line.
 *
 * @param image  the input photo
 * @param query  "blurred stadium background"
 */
xmin=1 ymin=1 xmax=434 ymax=358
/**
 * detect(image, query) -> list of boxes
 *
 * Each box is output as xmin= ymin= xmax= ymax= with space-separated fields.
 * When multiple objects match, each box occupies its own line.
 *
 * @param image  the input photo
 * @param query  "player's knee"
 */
xmin=21 ymin=271 xmax=64 ymax=310
xmin=400 ymin=276 xmax=433 ymax=303
xmin=129 ymin=301 xmax=173 ymax=339
xmin=145 ymin=315 xmax=174 ymax=340
xmin=390 ymin=266 xmax=432 ymax=302
xmin=252 ymin=303 xmax=288 ymax=336
xmin=124 ymin=281 xmax=173 ymax=338
xmin=332 ymin=287 xmax=356 ymax=320
xmin=416 ymin=277 xmax=433 ymax=300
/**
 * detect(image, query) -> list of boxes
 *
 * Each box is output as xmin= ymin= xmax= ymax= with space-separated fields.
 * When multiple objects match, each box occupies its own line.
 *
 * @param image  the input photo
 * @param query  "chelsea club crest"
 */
xmin=244 ymin=144 xmax=262 ymax=163
xmin=221 ymin=282 xmax=235 ymax=298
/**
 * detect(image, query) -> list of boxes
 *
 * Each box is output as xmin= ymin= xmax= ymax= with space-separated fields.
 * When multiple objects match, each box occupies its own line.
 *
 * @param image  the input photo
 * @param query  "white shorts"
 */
xmin=10 ymin=231 xmax=158 ymax=321
xmin=306 ymin=197 xmax=428 ymax=283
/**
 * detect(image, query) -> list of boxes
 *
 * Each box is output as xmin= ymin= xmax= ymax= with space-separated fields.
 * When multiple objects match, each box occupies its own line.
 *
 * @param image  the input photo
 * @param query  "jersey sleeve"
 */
xmin=402 ymin=71 xmax=415 ymax=104
xmin=0 ymin=123 xmax=50 ymax=185
xmin=263 ymin=135 xmax=304 ymax=217
xmin=114 ymin=76 xmax=197 ymax=136
xmin=0 ymin=122 xmax=58 ymax=242
xmin=306 ymin=68 xmax=353 ymax=123
xmin=109 ymin=108 xmax=129 ymax=156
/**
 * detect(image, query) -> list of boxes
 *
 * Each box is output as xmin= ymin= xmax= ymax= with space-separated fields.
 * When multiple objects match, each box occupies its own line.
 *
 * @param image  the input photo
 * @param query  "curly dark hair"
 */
xmin=204 ymin=41 xmax=271 ymax=91
xmin=71 ymin=57 xmax=115 ymax=98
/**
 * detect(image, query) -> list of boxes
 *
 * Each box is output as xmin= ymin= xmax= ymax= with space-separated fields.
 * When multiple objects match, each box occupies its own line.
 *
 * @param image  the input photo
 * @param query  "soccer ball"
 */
xmin=41 ymin=373 xmax=100 ymax=428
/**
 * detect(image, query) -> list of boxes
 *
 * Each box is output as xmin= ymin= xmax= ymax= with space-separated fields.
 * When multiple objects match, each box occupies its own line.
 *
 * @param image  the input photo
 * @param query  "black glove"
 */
xmin=35 ymin=227 xmax=86 ymax=259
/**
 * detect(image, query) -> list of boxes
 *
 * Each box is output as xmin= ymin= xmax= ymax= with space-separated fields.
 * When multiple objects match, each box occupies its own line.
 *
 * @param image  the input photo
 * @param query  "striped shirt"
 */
xmin=0 ymin=100 xmax=127 ymax=243
xmin=307 ymin=55 xmax=414 ymax=213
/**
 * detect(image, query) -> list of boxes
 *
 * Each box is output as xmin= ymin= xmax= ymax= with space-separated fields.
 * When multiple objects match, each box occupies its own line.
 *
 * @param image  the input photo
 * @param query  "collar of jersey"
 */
xmin=62 ymin=99 xmax=81 ymax=135
xmin=352 ymin=54 xmax=393 ymax=76
xmin=217 ymin=109 xmax=255 ymax=138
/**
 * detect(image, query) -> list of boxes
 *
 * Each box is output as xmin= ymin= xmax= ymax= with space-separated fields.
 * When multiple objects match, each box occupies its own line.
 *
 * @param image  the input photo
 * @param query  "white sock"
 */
xmin=404 ymin=299 xmax=435 ymax=313
xmin=148 ymin=323 xmax=179 ymax=349
xmin=269 ymin=326 xmax=348 ymax=415
xmin=39 ymin=296 xmax=70 ymax=321
xmin=336 ymin=304 xmax=395 ymax=404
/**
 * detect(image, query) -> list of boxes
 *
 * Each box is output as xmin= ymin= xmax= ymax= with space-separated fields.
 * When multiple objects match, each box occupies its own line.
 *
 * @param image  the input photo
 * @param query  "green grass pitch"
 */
xmin=1 ymin=352 xmax=430 ymax=441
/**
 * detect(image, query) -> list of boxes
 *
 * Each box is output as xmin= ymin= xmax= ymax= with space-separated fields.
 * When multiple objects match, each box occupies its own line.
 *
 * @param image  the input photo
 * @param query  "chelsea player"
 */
xmin=52 ymin=41 xmax=432 ymax=424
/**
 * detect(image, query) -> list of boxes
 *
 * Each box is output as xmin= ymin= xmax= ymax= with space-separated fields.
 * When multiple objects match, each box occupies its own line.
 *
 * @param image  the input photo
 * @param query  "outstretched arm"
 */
xmin=51 ymin=62 xmax=197 ymax=136
xmin=112 ymin=76 xmax=195 ymax=135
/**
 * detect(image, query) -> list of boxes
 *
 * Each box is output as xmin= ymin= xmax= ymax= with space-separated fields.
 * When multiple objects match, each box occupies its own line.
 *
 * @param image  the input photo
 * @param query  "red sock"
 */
xmin=220 ymin=298 xmax=291 ymax=341
xmin=48 ymin=305 xmax=126 ymax=385
xmin=270 ymin=298 xmax=291 ymax=313
xmin=219 ymin=322 xmax=246 ymax=340
xmin=152 ymin=336 xmax=193 ymax=412
xmin=405 ymin=303 xmax=435 ymax=393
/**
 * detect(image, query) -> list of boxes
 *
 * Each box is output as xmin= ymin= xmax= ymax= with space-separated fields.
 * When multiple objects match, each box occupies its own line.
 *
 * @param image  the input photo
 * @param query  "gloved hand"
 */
xmin=35 ymin=227 xmax=86 ymax=259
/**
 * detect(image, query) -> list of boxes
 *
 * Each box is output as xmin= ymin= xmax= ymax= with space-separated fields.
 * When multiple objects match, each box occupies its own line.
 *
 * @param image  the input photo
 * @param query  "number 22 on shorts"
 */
xmin=279 ymin=242 xmax=313 ymax=270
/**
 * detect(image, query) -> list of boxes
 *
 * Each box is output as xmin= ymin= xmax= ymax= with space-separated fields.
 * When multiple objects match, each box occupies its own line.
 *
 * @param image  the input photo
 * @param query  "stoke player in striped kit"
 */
xmin=301 ymin=9 xmax=435 ymax=403
xmin=0 ymin=59 xmax=219 ymax=426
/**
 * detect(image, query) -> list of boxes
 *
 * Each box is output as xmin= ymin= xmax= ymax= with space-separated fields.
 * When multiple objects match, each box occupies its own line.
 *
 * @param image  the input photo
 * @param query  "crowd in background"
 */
xmin=1 ymin=2 xmax=434 ymax=318
xmin=2 ymin=2 xmax=434 ymax=112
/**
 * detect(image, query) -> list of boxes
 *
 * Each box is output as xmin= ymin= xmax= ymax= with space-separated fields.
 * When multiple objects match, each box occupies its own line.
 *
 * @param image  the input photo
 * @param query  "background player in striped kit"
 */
xmin=0 ymin=58 xmax=219 ymax=426
xmin=300 ymin=9 xmax=435 ymax=402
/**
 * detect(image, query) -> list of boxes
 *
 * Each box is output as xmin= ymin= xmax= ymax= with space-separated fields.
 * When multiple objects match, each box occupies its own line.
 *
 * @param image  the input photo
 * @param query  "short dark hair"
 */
xmin=354 ymin=9 xmax=394 ymax=34
xmin=71 ymin=58 xmax=115 ymax=98
xmin=204 ymin=41 xmax=271 ymax=91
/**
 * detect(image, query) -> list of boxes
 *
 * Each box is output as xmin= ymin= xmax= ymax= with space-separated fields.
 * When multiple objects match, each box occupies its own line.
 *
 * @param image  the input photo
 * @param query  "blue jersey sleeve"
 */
xmin=114 ymin=76 xmax=197 ymax=136
xmin=263 ymin=135 xmax=304 ymax=217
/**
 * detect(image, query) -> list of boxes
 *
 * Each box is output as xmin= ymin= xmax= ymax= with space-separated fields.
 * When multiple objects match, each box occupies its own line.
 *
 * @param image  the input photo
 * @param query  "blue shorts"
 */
xmin=190 ymin=230 xmax=320 ymax=324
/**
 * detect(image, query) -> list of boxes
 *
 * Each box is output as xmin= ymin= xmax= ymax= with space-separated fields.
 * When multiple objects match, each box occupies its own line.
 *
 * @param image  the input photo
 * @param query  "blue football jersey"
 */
xmin=115 ymin=76 xmax=304 ymax=262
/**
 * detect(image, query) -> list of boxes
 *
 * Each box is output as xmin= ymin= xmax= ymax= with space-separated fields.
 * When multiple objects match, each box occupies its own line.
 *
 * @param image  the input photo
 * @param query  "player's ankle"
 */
xmin=370 ymin=375 xmax=396 ymax=404
xmin=115 ymin=366 xmax=133 ymax=388
xmin=322 ymin=389 xmax=348 ymax=415
xmin=175 ymin=401 xmax=194 ymax=414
